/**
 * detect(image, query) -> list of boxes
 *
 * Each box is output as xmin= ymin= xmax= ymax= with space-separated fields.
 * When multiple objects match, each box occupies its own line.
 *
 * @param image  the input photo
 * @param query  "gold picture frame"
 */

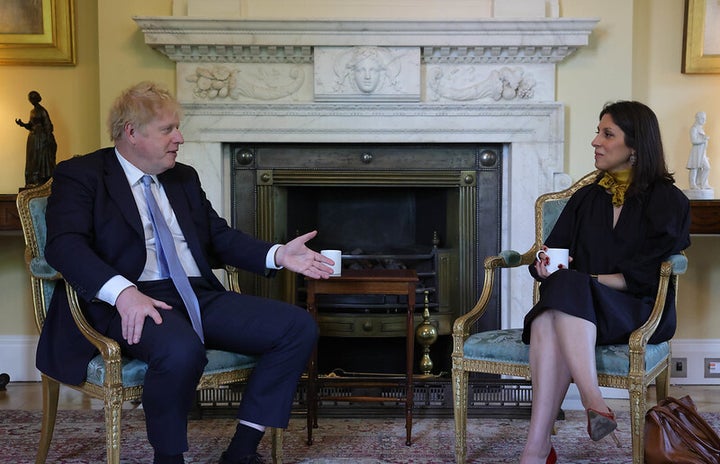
xmin=0 ymin=0 xmax=76 ymax=66
xmin=683 ymin=0 xmax=720 ymax=73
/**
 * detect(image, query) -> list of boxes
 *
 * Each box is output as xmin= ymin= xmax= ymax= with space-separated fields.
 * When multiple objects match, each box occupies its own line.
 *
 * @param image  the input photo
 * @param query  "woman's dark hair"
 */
xmin=599 ymin=100 xmax=674 ymax=198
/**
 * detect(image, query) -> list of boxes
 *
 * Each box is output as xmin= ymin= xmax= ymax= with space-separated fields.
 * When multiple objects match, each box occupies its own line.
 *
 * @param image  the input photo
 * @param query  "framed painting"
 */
xmin=683 ymin=0 xmax=720 ymax=73
xmin=0 ymin=0 xmax=76 ymax=66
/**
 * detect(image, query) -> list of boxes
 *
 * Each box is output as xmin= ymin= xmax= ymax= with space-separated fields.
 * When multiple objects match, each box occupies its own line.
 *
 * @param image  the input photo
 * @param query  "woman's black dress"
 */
xmin=522 ymin=179 xmax=691 ymax=346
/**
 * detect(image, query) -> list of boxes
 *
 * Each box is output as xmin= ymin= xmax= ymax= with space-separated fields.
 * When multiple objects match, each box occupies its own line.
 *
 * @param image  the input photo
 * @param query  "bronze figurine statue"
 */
xmin=16 ymin=90 xmax=57 ymax=187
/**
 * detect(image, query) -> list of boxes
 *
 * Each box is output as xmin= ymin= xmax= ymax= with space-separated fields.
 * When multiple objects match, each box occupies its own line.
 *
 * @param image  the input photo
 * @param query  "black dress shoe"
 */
xmin=154 ymin=453 xmax=184 ymax=464
xmin=218 ymin=452 xmax=265 ymax=464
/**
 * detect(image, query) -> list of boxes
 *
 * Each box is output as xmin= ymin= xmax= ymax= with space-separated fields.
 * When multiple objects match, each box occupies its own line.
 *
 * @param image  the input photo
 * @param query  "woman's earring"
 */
xmin=629 ymin=154 xmax=637 ymax=166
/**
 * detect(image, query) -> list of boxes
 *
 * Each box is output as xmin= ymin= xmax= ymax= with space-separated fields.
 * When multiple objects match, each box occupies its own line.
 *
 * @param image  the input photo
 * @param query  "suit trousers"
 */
xmin=106 ymin=278 xmax=318 ymax=455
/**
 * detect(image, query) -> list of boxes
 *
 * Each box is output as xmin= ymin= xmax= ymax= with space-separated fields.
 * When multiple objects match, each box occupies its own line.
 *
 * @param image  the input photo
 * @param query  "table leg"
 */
xmin=306 ymin=288 xmax=318 ymax=445
xmin=405 ymin=283 xmax=415 ymax=446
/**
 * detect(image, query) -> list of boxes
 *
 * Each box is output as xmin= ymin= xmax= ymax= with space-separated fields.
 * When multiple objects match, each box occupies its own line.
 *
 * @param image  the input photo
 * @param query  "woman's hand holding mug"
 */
xmin=535 ymin=246 xmax=570 ymax=277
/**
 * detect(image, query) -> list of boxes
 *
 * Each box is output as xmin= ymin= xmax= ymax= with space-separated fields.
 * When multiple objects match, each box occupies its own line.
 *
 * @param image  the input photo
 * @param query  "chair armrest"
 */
xmin=452 ymin=249 xmax=531 ymax=338
xmin=64 ymin=281 xmax=125 ymax=387
xmin=28 ymin=256 xmax=62 ymax=280
xmin=225 ymin=265 xmax=242 ymax=294
xmin=497 ymin=249 xmax=524 ymax=267
xmin=26 ymin=256 xmax=62 ymax=335
xmin=666 ymin=253 xmax=687 ymax=275
xmin=628 ymin=254 xmax=686 ymax=356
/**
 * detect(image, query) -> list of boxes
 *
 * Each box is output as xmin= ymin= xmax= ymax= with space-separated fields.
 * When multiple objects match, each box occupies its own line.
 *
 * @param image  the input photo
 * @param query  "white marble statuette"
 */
xmin=684 ymin=111 xmax=714 ymax=200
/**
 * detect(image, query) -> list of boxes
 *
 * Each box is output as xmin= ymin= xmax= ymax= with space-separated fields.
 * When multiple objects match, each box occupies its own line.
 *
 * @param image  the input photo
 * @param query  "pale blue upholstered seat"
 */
xmin=85 ymin=350 xmax=259 ymax=388
xmin=18 ymin=181 xmax=283 ymax=464
xmin=462 ymin=328 xmax=670 ymax=378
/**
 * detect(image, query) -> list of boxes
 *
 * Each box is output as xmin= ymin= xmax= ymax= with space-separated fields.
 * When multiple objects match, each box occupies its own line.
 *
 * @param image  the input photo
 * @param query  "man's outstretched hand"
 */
xmin=275 ymin=230 xmax=335 ymax=279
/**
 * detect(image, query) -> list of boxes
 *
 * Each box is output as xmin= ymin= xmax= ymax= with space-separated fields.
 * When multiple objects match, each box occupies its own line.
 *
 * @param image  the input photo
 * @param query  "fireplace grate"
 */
xmin=193 ymin=378 xmax=532 ymax=419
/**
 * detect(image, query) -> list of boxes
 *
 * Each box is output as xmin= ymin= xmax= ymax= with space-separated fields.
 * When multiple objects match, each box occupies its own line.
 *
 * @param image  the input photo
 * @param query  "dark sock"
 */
xmin=153 ymin=452 xmax=184 ymax=464
xmin=224 ymin=422 xmax=265 ymax=459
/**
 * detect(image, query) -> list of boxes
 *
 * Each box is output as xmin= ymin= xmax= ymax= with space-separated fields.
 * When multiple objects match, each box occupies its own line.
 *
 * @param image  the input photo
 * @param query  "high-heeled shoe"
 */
xmin=587 ymin=408 xmax=621 ymax=447
xmin=546 ymin=446 xmax=557 ymax=464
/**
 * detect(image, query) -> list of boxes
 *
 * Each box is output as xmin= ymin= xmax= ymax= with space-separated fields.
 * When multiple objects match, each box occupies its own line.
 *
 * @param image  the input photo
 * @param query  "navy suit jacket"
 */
xmin=37 ymin=148 xmax=274 ymax=385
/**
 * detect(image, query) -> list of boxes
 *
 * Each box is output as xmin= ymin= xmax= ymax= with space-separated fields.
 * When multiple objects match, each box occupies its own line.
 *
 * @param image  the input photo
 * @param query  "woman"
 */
xmin=520 ymin=101 xmax=691 ymax=464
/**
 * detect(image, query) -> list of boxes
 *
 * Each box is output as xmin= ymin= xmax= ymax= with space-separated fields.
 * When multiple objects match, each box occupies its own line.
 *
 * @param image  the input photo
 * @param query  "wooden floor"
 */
xmin=1 ymin=381 xmax=719 ymax=413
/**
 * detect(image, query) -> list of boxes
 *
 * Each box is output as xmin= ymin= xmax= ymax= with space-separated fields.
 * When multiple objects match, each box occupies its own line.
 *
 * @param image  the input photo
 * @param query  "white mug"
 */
xmin=321 ymin=249 xmax=342 ymax=276
xmin=535 ymin=247 xmax=569 ymax=273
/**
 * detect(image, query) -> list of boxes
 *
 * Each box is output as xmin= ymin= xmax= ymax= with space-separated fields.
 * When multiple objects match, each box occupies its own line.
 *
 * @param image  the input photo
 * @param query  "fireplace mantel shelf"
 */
xmin=134 ymin=16 xmax=599 ymax=63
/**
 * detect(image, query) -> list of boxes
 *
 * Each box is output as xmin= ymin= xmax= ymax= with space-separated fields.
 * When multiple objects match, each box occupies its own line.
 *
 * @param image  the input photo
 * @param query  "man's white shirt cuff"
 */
xmin=97 ymin=275 xmax=136 ymax=306
xmin=266 ymin=244 xmax=283 ymax=270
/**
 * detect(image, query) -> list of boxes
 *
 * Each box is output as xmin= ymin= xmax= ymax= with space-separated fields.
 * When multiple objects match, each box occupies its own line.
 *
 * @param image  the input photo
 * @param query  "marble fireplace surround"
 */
xmin=134 ymin=16 xmax=598 ymax=329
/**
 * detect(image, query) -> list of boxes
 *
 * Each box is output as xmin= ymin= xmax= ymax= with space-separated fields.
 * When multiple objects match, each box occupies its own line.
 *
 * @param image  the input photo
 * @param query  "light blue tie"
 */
xmin=141 ymin=175 xmax=204 ymax=343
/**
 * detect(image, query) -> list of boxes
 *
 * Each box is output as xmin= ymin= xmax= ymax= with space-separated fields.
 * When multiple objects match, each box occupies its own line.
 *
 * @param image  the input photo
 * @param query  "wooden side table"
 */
xmin=305 ymin=269 xmax=419 ymax=446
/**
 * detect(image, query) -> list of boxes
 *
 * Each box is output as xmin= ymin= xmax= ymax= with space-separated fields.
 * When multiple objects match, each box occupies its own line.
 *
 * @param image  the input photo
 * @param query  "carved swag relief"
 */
xmin=429 ymin=66 xmax=536 ymax=102
xmin=186 ymin=64 xmax=305 ymax=100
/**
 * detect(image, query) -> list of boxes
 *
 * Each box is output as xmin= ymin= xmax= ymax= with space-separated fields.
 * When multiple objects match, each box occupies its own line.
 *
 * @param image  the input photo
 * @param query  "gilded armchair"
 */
xmin=18 ymin=180 xmax=283 ymax=464
xmin=451 ymin=171 xmax=687 ymax=464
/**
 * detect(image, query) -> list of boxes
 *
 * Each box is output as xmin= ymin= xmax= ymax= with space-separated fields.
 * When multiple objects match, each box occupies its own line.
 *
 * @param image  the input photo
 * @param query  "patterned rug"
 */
xmin=2 ymin=409 xmax=719 ymax=463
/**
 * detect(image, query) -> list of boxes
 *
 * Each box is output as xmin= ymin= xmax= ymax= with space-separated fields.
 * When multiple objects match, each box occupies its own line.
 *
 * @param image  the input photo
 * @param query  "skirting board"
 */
xmin=2 ymin=336 xmax=719 ymax=386
xmin=0 ymin=335 xmax=41 ymax=382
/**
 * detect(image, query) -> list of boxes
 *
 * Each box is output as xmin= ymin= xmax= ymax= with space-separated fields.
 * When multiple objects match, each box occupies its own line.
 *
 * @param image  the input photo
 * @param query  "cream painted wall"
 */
xmin=1 ymin=0 xmax=718 ymax=366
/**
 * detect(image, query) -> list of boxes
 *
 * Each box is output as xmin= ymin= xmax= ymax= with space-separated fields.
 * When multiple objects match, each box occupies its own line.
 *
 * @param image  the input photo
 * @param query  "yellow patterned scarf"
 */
xmin=598 ymin=169 xmax=632 ymax=207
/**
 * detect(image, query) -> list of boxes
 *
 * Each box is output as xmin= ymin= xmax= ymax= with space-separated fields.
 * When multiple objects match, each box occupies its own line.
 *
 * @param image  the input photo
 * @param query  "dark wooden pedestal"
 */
xmin=0 ymin=194 xmax=21 ymax=231
xmin=689 ymin=199 xmax=720 ymax=234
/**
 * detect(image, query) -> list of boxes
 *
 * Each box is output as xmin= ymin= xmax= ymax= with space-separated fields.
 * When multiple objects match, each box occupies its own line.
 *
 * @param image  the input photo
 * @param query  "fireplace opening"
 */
xmin=287 ymin=186 xmax=448 ymax=253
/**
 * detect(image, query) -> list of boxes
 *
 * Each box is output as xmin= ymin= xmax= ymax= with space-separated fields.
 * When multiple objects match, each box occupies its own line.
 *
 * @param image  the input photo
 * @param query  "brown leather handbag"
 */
xmin=644 ymin=395 xmax=720 ymax=463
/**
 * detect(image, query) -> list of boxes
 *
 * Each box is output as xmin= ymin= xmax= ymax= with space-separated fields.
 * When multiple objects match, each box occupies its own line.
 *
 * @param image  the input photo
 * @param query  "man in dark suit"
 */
xmin=37 ymin=81 xmax=334 ymax=464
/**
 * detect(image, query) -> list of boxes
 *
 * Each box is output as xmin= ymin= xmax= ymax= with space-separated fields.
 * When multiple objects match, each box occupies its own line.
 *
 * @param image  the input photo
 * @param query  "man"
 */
xmin=37 ymin=81 xmax=333 ymax=464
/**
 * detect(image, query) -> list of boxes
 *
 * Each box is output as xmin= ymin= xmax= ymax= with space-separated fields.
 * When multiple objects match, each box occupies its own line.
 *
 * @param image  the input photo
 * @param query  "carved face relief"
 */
xmin=314 ymin=46 xmax=420 ymax=102
xmin=351 ymin=55 xmax=384 ymax=93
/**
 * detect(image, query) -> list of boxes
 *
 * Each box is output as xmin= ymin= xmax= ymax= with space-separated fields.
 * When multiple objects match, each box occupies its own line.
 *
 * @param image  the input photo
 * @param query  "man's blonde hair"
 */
xmin=107 ymin=81 xmax=182 ymax=142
